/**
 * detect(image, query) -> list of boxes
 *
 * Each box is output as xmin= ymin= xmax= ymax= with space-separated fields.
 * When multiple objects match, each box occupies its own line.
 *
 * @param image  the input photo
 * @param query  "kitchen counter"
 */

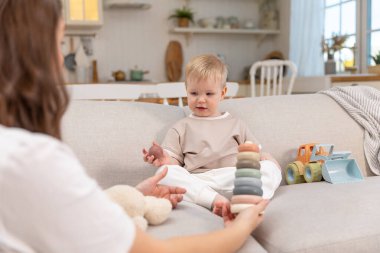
xmin=67 ymin=82 xmax=160 ymax=98
xmin=329 ymin=74 xmax=380 ymax=90
xmin=330 ymin=74 xmax=380 ymax=82
xmin=107 ymin=81 xmax=159 ymax=98
xmin=236 ymin=73 xmax=380 ymax=96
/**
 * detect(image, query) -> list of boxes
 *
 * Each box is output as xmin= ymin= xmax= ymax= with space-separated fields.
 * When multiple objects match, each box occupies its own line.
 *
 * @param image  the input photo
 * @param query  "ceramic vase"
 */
xmin=325 ymin=60 xmax=336 ymax=74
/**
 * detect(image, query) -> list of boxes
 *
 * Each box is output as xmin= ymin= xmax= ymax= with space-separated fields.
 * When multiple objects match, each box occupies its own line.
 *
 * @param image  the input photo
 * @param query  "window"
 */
xmin=368 ymin=0 xmax=380 ymax=65
xmin=324 ymin=0 xmax=357 ymax=73
xmin=68 ymin=0 xmax=99 ymax=22
xmin=324 ymin=0 xmax=380 ymax=73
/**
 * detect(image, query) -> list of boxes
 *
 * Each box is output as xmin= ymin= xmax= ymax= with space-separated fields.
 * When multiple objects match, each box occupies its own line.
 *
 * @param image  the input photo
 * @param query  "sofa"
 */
xmin=62 ymin=94 xmax=380 ymax=253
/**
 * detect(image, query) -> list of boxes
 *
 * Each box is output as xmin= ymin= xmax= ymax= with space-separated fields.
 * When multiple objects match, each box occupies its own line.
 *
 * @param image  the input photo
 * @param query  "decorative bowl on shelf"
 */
xmin=198 ymin=18 xmax=216 ymax=28
xmin=112 ymin=70 xmax=126 ymax=81
xmin=243 ymin=19 xmax=255 ymax=29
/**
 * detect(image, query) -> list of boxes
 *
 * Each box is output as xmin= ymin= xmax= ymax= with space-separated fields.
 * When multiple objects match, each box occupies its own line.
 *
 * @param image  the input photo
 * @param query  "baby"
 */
xmin=143 ymin=54 xmax=282 ymax=216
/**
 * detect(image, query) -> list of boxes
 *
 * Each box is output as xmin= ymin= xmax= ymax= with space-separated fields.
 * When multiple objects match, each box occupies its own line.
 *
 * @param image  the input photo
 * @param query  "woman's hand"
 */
xmin=135 ymin=167 xmax=186 ymax=208
xmin=223 ymin=200 xmax=269 ymax=231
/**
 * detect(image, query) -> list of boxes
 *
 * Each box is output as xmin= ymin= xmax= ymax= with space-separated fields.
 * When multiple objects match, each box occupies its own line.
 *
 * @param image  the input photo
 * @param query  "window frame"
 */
xmin=324 ymin=0 xmax=358 ymax=73
xmin=324 ymin=0 xmax=378 ymax=73
xmin=366 ymin=0 xmax=380 ymax=66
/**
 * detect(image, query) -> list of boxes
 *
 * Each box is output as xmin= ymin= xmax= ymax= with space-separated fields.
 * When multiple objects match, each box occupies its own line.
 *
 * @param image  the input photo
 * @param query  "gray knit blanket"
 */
xmin=320 ymin=86 xmax=380 ymax=175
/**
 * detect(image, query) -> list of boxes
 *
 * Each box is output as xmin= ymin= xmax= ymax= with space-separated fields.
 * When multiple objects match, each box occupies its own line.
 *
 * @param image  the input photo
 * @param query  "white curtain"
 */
xmin=289 ymin=0 xmax=325 ymax=76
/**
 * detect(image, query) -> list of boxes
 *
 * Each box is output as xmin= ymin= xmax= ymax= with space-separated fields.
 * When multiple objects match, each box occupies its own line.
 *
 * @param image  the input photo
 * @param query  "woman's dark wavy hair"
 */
xmin=0 ymin=0 xmax=68 ymax=139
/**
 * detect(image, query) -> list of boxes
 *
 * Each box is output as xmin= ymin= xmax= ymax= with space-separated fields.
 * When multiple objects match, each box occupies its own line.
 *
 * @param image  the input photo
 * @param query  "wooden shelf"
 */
xmin=104 ymin=0 xmax=151 ymax=9
xmin=171 ymin=27 xmax=280 ymax=35
xmin=106 ymin=3 xmax=151 ymax=9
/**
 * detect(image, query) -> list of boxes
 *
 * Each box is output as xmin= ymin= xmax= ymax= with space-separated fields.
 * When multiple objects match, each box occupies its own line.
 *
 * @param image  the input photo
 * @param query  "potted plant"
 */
xmin=169 ymin=6 xmax=194 ymax=28
xmin=368 ymin=51 xmax=380 ymax=75
xmin=322 ymin=34 xmax=348 ymax=60
xmin=321 ymin=34 xmax=348 ymax=74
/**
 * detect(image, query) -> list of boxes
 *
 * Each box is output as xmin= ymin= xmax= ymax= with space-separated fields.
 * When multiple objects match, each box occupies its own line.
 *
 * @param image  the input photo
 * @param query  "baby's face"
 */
xmin=186 ymin=77 xmax=226 ymax=117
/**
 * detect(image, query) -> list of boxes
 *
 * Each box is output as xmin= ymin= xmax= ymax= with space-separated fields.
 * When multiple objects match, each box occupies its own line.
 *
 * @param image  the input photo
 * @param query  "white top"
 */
xmin=162 ymin=112 xmax=259 ymax=173
xmin=0 ymin=126 xmax=135 ymax=253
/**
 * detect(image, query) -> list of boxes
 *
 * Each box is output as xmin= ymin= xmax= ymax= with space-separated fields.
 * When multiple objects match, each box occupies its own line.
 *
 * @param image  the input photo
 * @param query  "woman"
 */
xmin=0 ymin=0 xmax=268 ymax=252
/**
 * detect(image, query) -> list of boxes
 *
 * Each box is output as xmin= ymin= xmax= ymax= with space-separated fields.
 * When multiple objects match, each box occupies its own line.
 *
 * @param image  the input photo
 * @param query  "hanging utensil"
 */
xmin=64 ymin=37 xmax=76 ymax=72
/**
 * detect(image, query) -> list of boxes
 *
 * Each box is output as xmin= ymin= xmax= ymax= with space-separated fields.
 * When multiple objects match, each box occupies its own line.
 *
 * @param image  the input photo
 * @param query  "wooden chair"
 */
xmin=249 ymin=60 xmax=297 ymax=97
xmin=66 ymin=84 xmax=142 ymax=101
xmin=225 ymin=82 xmax=239 ymax=98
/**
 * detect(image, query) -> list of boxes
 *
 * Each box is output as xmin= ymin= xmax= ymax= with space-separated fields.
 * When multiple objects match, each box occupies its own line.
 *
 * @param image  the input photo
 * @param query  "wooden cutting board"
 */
xmin=165 ymin=41 xmax=183 ymax=82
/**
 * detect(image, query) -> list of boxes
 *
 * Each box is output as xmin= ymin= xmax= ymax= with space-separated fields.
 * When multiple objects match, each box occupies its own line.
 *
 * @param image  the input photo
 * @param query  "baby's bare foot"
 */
xmin=212 ymin=195 xmax=230 ymax=217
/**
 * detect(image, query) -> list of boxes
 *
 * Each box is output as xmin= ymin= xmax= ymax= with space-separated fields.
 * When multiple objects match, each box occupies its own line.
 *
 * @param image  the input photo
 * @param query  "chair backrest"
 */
xmin=67 ymin=84 xmax=142 ymax=100
xmin=225 ymin=82 xmax=239 ymax=98
xmin=156 ymin=82 xmax=187 ymax=107
xmin=249 ymin=60 xmax=297 ymax=97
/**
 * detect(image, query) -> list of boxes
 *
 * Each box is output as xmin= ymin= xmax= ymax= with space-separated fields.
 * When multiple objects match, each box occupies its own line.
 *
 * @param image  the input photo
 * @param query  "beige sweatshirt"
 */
xmin=161 ymin=112 xmax=259 ymax=173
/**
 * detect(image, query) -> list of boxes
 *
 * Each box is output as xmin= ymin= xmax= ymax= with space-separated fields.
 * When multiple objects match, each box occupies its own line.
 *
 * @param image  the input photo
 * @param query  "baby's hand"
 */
xmin=212 ymin=195 xmax=233 ymax=219
xmin=142 ymin=142 xmax=170 ymax=167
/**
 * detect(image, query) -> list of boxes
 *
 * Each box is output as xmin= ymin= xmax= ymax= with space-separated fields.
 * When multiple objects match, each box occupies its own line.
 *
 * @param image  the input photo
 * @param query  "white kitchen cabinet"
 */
xmin=62 ymin=0 xmax=103 ymax=34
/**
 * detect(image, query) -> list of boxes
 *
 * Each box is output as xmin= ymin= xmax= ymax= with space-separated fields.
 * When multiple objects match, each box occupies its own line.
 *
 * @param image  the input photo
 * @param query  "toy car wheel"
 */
xmin=285 ymin=163 xmax=305 ymax=184
xmin=304 ymin=163 xmax=322 ymax=183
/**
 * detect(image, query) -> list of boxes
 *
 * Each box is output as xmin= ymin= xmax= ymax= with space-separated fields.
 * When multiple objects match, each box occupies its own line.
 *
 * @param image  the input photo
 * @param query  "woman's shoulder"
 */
xmin=0 ymin=125 xmax=78 ymax=180
xmin=0 ymin=125 xmax=95 ymax=207
xmin=0 ymin=125 xmax=68 ymax=157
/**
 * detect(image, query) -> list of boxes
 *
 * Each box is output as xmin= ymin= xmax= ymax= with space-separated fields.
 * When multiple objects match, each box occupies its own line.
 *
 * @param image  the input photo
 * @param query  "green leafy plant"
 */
xmin=168 ymin=6 xmax=194 ymax=23
xmin=371 ymin=51 xmax=380 ymax=65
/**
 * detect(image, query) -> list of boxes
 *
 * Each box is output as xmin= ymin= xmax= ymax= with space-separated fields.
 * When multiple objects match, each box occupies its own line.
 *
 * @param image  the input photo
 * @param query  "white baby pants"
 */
xmin=156 ymin=160 xmax=282 ymax=209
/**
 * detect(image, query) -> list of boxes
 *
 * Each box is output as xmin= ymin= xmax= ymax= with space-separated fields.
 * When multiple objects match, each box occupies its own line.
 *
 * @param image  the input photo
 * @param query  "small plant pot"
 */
xmin=178 ymin=18 xmax=190 ymax=27
xmin=368 ymin=65 xmax=380 ymax=75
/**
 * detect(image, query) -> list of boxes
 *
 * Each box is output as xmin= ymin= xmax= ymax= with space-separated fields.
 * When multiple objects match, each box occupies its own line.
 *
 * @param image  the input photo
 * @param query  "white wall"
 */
xmin=275 ymin=0 xmax=290 ymax=58
xmin=68 ymin=0 xmax=290 ymax=83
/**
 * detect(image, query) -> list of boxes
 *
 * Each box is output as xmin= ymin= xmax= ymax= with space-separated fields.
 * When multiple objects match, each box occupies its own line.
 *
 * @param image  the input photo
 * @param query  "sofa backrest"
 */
xmin=62 ymin=101 xmax=185 ymax=188
xmin=219 ymin=94 xmax=370 ymax=184
xmin=63 ymin=94 xmax=370 ymax=188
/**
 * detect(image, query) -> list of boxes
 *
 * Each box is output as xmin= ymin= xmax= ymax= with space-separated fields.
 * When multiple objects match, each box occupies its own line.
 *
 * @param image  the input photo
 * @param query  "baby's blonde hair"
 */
xmin=185 ymin=54 xmax=228 ymax=88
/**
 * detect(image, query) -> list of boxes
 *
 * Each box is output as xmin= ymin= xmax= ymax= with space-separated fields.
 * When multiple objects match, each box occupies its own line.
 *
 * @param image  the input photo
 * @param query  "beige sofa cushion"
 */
xmin=62 ymin=101 xmax=185 ymax=188
xmin=63 ymin=100 xmax=268 ymax=253
xmin=253 ymin=176 xmax=380 ymax=253
xmin=148 ymin=201 xmax=268 ymax=253
xmin=219 ymin=94 xmax=370 ymax=184
xmin=62 ymin=95 xmax=379 ymax=253
xmin=64 ymin=95 xmax=370 ymax=188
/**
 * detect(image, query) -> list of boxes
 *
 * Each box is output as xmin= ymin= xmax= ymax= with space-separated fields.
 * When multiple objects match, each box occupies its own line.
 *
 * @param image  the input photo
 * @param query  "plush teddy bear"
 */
xmin=105 ymin=185 xmax=172 ymax=231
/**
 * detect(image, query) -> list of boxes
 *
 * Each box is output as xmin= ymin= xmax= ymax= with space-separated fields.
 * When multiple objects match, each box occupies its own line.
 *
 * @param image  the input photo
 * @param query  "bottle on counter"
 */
xmin=92 ymin=60 xmax=99 ymax=83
